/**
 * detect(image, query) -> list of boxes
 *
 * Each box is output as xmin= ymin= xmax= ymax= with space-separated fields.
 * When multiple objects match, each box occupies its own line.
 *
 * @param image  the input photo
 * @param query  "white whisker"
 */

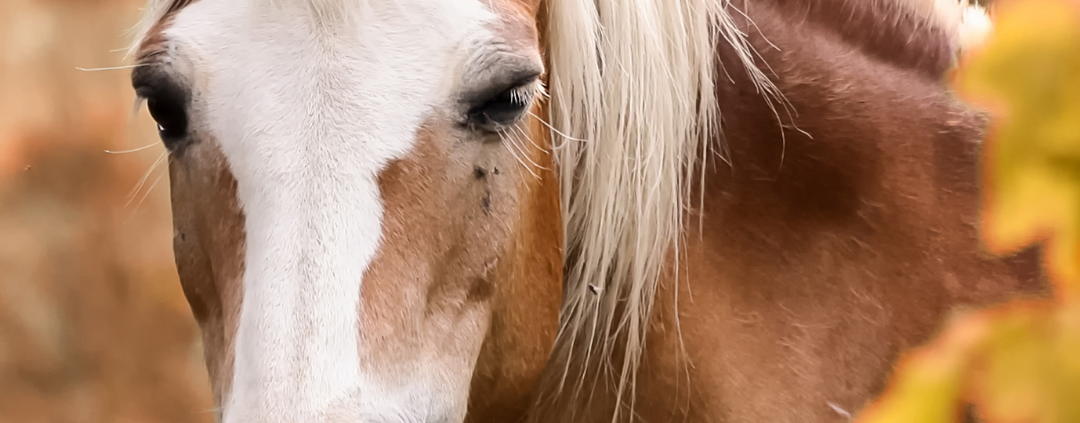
xmin=125 ymin=151 xmax=167 ymax=207
xmin=133 ymin=169 xmax=166 ymax=212
xmin=105 ymin=142 xmax=160 ymax=155
xmin=76 ymin=64 xmax=146 ymax=72
xmin=499 ymin=131 xmax=541 ymax=180
xmin=514 ymin=119 xmax=551 ymax=154
xmin=828 ymin=402 xmax=853 ymax=422
xmin=124 ymin=167 xmax=167 ymax=225
xmin=527 ymin=110 xmax=586 ymax=143
xmin=508 ymin=128 xmax=548 ymax=174
xmin=510 ymin=123 xmax=541 ymax=157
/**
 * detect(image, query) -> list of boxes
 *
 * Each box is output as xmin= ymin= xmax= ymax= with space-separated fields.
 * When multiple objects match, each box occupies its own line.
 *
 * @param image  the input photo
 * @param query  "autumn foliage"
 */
xmin=858 ymin=1 xmax=1080 ymax=421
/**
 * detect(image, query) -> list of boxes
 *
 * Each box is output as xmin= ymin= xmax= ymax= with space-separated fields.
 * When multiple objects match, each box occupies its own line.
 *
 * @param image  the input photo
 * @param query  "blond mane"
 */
xmin=538 ymin=0 xmax=983 ymax=421
xmin=126 ymin=0 xmax=190 ymax=58
xmin=537 ymin=0 xmax=782 ymax=420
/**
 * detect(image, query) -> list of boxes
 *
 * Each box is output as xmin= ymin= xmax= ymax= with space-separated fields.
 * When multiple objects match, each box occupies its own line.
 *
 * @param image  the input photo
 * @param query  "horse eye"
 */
xmin=465 ymin=79 xmax=537 ymax=133
xmin=133 ymin=72 xmax=190 ymax=148
xmin=144 ymin=89 xmax=189 ymax=143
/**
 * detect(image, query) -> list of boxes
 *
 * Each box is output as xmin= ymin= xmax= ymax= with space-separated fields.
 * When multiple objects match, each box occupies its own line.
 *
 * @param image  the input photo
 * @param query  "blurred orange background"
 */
xmin=0 ymin=0 xmax=214 ymax=422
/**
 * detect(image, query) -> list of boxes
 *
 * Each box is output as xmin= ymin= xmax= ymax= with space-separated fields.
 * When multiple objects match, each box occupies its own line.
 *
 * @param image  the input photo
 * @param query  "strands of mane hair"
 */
xmin=129 ymin=0 xmax=352 ymax=58
xmin=957 ymin=3 xmax=992 ymax=51
xmin=901 ymin=0 xmax=968 ymax=32
xmin=127 ymin=0 xmax=192 ymax=58
xmin=532 ymin=0 xmax=984 ymax=421
xmin=874 ymin=0 xmax=980 ymax=50
xmin=534 ymin=0 xmax=782 ymax=421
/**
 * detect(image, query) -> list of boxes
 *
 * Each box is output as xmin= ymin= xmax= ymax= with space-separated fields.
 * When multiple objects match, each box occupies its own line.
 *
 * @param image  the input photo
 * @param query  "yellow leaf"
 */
xmin=955 ymin=0 xmax=1080 ymax=295
xmin=857 ymin=303 xmax=1080 ymax=423
xmin=855 ymin=310 xmax=989 ymax=423
xmin=860 ymin=3 xmax=1080 ymax=422
xmin=969 ymin=303 xmax=1080 ymax=423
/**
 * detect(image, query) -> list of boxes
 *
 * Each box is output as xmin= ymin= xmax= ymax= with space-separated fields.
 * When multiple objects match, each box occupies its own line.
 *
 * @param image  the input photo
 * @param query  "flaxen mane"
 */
xmin=540 ymin=0 xmax=988 ymax=420
xmin=540 ymin=0 xmax=782 ymax=419
xmin=127 ymin=0 xmax=190 ymax=57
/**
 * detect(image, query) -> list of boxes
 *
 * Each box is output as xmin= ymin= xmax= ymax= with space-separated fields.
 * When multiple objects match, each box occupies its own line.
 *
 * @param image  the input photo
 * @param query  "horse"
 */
xmin=126 ymin=0 xmax=1043 ymax=422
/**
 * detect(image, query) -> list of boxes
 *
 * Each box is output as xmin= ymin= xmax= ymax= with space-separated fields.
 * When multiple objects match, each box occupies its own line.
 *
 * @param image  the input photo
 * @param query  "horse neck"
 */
xmin=766 ymin=0 xmax=964 ymax=76
xmin=519 ymin=0 xmax=998 ymax=422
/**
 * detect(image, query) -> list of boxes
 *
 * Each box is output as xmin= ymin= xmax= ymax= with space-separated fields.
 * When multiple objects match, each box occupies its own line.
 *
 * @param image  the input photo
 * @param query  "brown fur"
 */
xmin=464 ymin=102 xmax=563 ymax=423
xmin=763 ymin=0 xmax=961 ymax=77
xmin=356 ymin=111 xmax=562 ymax=421
xmin=518 ymin=1 xmax=1045 ymax=422
xmin=168 ymin=137 xmax=244 ymax=410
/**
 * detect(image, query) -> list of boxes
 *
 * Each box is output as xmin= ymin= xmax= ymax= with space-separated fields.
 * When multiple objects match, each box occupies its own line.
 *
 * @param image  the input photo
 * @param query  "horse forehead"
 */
xmin=156 ymin=0 xmax=540 ymax=150
xmin=162 ymin=3 xmax=470 ymax=79
xmin=165 ymin=0 xmax=513 ymax=42
xmin=152 ymin=1 xmax=541 ymax=82
xmin=163 ymin=0 xmax=504 ymax=134
xmin=167 ymin=1 xmax=539 ymax=104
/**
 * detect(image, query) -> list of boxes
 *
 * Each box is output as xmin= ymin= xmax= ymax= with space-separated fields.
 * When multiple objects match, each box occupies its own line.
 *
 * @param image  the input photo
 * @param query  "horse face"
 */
xmin=130 ymin=0 xmax=546 ymax=421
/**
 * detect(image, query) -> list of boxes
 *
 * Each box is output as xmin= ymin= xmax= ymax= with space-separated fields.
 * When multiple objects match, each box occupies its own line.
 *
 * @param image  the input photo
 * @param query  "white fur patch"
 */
xmin=162 ymin=0 xmax=498 ymax=421
xmin=959 ymin=4 xmax=993 ymax=51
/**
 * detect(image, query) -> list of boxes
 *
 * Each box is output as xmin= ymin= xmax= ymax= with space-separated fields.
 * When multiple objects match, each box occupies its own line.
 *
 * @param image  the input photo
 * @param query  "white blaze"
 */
xmin=164 ymin=0 xmax=497 ymax=421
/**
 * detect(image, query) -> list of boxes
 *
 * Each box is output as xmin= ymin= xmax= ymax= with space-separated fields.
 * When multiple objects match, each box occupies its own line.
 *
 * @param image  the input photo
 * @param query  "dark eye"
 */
xmin=132 ymin=68 xmax=189 ymax=148
xmin=146 ymin=93 xmax=188 ymax=140
xmin=465 ymin=78 xmax=537 ymax=133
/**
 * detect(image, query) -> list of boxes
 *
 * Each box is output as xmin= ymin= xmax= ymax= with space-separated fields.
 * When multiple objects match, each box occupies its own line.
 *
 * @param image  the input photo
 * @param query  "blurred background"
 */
xmin=0 ymin=0 xmax=213 ymax=422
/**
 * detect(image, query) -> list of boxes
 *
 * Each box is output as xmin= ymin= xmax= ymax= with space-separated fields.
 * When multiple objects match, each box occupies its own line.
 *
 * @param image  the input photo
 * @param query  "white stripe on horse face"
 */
xmin=165 ymin=1 xmax=499 ymax=421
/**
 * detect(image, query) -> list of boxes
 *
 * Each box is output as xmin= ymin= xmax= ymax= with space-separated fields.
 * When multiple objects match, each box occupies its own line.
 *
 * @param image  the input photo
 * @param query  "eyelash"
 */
xmin=466 ymin=80 xmax=537 ymax=133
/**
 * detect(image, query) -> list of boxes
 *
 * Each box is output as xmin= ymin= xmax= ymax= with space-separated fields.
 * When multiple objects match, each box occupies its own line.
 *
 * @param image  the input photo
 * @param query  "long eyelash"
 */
xmin=493 ymin=81 xmax=540 ymax=133
xmin=509 ymin=86 xmax=530 ymax=106
xmin=508 ymin=80 xmax=540 ymax=107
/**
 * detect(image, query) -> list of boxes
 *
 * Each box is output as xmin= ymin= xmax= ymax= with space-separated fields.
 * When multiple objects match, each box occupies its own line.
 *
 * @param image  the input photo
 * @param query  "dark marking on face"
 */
xmin=474 ymin=166 xmax=487 ymax=179
xmin=466 ymin=277 xmax=495 ymax=302
xmin=492 ymin=167 xmax=500 ymax=175
xmin=481 ymin=190 xmax=492 ymax=216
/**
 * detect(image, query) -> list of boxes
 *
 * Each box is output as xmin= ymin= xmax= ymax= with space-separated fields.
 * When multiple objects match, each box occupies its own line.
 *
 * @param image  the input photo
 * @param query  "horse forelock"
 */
xmin=128 ymin=0 xmax=187 ymax=59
